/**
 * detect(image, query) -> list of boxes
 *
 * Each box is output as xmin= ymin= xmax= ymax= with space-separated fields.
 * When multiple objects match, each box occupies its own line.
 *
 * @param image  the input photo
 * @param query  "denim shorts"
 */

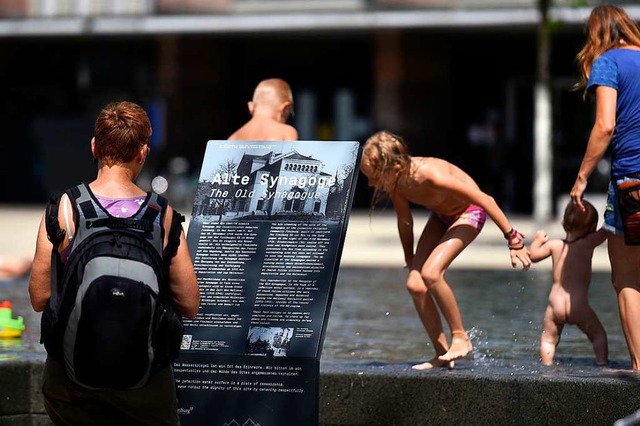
xmin=604 ymin=177 xmax=640 ymax=236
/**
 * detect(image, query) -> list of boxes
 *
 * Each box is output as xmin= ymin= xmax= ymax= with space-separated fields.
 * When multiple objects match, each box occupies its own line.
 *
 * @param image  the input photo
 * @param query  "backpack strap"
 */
xmin=70 ymin=184 xmax=166 ymax=255
xmin=43 ymin=184 xmax=86 ymax=313
xmin=44 ymin=191 xmax=66 ymax=312
xmin=70 ymin=184 xmax=98 ymax=220
xmin=158 ymin=206 xmax=184 ymax=310
xmin=137 ymin=192 xmax=166 ymax=255
xmin=87 ymin=217 xmax=154 ymax=232
xmin=163 ymin=209 xmax=185 ymax=261
xmin=44 ymin=192 xmax=65 ymax=247
xmin=67 ymin=184 xmax=101 ymax=252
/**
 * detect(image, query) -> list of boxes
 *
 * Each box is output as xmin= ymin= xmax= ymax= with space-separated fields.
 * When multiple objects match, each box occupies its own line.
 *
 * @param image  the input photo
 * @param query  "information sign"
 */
xmin=175 ymin=140 xmax=361 ymax=426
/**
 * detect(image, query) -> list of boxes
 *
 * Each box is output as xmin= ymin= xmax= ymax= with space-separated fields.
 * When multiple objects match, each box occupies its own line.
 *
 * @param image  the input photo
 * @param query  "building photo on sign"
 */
xmin=191 ymin=142 xmax=357 ymax=223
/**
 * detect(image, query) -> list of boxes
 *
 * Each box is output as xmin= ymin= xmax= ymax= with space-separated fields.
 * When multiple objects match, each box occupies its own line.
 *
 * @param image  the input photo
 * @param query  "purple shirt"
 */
xmin=60 ymin=194 xmax=147 ymax=262
xmin=95 ymin=195 xmax=146 ymax=218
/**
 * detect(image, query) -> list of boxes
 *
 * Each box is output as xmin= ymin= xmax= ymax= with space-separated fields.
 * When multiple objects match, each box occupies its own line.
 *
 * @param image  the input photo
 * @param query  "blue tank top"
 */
xmin=588 ymin=48 xmax=640 ymax=178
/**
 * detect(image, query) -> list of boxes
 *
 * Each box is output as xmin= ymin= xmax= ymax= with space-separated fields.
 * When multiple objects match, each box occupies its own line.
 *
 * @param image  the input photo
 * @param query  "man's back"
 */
xmin=228 ymin=116 xmax=298 ymax=141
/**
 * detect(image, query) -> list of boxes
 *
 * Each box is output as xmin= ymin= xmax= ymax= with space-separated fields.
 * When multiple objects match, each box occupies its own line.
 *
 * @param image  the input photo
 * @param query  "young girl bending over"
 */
xmin=360 ymin=131 xmax=531 ymax=369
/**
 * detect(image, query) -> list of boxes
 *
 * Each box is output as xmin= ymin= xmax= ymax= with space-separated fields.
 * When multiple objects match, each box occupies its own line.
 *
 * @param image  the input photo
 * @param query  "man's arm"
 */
xmin=28 ymin=214 xmax=52 ymax=312
xmin=165 ymin=207 xmax=200 ymax=319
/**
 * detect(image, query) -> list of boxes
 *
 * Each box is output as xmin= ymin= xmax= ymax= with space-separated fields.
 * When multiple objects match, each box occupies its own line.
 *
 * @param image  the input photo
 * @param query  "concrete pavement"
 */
xmin=0 ymin=205 xmax=628 ymax=426
xmin=0 ymin=205 xmax=609 ymax=271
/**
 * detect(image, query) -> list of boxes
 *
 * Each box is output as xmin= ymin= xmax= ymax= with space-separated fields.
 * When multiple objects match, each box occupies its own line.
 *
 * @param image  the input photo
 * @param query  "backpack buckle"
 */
xmin=111 ymin=234 xmax=123 ymax=248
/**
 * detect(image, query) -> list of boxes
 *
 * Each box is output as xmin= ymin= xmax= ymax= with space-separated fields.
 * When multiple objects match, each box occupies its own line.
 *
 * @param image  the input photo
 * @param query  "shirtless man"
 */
xmin=529 ymin=200 xmax=608 ymax=366
xmin=360 ymin=131 xmax=530 ymax=369
xmin=228 ymin=78 xmax=298 ymax=141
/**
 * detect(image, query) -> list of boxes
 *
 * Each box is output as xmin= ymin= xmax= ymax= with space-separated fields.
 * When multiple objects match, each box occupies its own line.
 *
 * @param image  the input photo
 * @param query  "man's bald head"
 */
xmin=248 ymin=78 xmax=294 ymax=123
xmin=252 ymin=78 xmax=293 ymax=109
xmin=229 ymin=78 xmax=298 ymax=139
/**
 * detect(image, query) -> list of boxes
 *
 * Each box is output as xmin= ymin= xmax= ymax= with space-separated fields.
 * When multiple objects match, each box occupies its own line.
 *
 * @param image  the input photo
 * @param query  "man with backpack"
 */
xmin=29 ymin=101 xmax=200 ymax=425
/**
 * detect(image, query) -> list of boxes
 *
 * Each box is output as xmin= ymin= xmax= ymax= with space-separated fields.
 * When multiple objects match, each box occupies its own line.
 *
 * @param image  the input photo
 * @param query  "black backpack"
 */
xmin=42 ymin=183 xmax=185 ymax=390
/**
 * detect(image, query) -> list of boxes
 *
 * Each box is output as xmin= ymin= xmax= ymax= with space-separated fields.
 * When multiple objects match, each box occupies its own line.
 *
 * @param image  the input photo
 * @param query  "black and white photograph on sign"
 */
xmin=246 ymin=326 xmax=293 ymax=357
xmin=180 ymin=334 xmax=193 ymax=350
xmin=191 ymin=141 xmax=358 ymax=223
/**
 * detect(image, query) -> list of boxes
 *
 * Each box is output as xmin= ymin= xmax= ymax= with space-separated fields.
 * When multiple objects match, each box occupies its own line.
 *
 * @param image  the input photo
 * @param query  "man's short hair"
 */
xmin=94 ymin=101 xmax=151 ymax=166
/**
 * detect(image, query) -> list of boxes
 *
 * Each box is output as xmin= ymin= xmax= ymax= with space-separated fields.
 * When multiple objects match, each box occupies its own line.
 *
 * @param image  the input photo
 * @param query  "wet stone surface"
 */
xmin=1 ymin=268 xmax=636 ymax=377
xmin=3 ymin=268 xmax=640 ymax=425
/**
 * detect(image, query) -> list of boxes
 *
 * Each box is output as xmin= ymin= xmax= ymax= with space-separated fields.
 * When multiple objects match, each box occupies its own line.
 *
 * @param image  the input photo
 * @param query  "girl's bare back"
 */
xmin=396 ymin=157 xmax=483 ymax=216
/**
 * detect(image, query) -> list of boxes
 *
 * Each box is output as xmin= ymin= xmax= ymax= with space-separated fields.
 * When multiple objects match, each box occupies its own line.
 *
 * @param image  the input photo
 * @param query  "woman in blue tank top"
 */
xmin=571 ymin=4 xmax=640 ymax=372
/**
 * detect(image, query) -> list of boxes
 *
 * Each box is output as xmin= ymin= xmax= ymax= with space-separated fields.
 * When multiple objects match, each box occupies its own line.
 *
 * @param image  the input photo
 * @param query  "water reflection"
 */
xmin=1 ymin=267 xmax=632 ymax=373
xmin=324 ymin=268 xmax=628 ymax=371
xmin=0 ymin=337 xmax=22 ymax=352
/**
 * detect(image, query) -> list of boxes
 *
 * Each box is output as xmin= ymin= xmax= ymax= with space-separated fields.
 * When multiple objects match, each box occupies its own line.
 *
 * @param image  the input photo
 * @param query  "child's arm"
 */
xmin=529 ymin=230 xmax=553 ymax=263
xmin=392 ymin=193 xmax=415 ymax=268
xmin=428 ymin=166 xmax=514 ymax=235
xmin=429 ymin=167 xmax=531 ymax=269
xmin=582 ymin=227 xmax=608 ymax=248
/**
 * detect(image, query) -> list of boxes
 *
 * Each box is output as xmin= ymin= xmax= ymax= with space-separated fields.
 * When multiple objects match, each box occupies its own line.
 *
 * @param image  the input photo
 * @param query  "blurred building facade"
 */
xmin=0 ymin=0 xmax=632 ymax=212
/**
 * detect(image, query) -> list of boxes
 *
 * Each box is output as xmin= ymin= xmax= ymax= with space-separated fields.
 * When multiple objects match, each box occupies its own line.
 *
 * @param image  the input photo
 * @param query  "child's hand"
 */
xmin=533 ymin=230 xmax=549 ymax=244
xmin=528 ymin=230 xmax=553 ymax=263
xmin=505 ymin=228 xmax=530 ymax=270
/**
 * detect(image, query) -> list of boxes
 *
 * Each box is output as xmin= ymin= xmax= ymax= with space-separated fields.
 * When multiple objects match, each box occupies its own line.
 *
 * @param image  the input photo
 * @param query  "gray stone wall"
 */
xmin=5 ymin=358 xmax=640 ymax=425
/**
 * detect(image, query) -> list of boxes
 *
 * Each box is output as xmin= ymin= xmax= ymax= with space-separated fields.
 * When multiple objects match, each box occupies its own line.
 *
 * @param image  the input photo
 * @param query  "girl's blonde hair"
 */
xmin=575 ymin=5 xmax=640 ymax=96
xmin=361 ymin=130 xmax=412 ymax=205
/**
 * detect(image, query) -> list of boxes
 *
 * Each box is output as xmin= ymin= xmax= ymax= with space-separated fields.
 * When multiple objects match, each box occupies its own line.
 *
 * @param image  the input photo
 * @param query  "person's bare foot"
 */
xmin=411 ymin=356 xmax=455 ymax=370
xmin=437 ymin=332 xmax=472 ymax=362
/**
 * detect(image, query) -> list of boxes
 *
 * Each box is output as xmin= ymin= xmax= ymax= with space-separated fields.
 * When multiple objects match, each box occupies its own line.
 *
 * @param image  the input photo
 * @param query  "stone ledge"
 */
xmin=318 ymin=362 xmax=640 ymax=426
xmin=4 ymin=357 xmax=640 ymax=425
xmin=0 ymin=355 xmax=46 ymax=425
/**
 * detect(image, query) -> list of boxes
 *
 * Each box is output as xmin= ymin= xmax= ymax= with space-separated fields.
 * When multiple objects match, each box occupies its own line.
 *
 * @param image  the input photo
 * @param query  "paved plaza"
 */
xmin=0 ymin=205 xmax=633 ymax=426
xmin=0 ymin=205 xmax=609 ymax=272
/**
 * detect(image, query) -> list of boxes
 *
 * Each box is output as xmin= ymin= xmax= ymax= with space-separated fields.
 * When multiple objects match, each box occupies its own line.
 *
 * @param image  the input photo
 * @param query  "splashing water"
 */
xmin=323 ymin=268 xmax=631 ymax=372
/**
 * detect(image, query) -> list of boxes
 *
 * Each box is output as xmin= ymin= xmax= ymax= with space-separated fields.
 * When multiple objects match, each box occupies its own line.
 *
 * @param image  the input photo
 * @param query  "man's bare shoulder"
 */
xmin=227 ymin=131 xmax=242 ymax=141
xmin=228 ymin=118 xmax=297 ymax=141
xmin=228 ymin=124 xmax=251 ymax=140
xmin=283 ymin=124 xmax=298 ymax=140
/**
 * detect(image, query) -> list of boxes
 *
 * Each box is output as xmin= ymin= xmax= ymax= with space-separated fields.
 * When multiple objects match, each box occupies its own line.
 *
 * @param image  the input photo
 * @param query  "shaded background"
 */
xmin=0 ymin=0 xmax=623 ymax=213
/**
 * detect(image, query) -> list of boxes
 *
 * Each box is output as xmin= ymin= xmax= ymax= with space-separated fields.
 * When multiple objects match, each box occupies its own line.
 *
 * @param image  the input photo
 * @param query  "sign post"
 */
xmin=175 ymin=140 xmax=361 ymax=426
